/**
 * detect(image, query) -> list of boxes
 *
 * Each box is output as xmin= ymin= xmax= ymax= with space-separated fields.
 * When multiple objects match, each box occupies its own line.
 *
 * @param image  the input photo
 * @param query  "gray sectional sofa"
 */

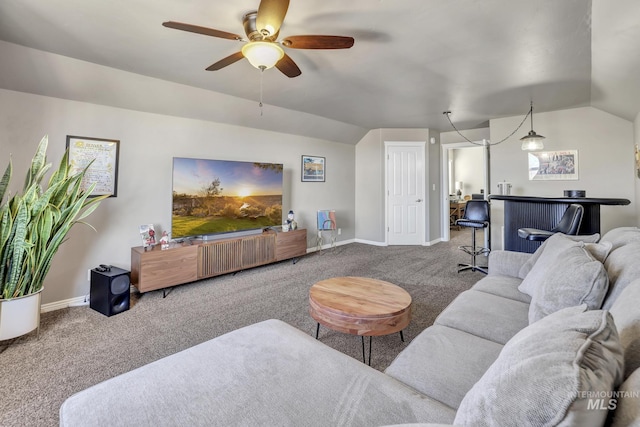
xmin=60 ymin=227 xmax=640 ymax=426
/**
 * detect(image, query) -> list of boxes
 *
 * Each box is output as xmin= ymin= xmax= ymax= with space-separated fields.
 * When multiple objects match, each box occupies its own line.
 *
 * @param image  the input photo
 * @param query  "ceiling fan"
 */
xmin=163 ymin=0 xmax=355 ymax=78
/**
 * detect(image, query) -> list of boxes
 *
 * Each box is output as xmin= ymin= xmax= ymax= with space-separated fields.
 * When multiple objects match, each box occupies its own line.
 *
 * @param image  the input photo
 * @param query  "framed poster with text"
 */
xmin=66 ymin=135 xmax=120 ymax=197
xmin=528 ymin=150 xmax=578 ymax=181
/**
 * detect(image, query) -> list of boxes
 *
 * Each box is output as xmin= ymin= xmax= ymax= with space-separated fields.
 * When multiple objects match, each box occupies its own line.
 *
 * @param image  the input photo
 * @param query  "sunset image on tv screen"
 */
xmin=171 ymin=158 xmax=283 ymax=238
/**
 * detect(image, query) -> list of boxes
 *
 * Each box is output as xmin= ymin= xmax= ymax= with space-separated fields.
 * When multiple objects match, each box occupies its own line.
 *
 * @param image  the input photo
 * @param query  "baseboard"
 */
xmin=424 ymin=238 xmax=443 ymax=246
xmin=41 ymin=296 xmax=88 ymax=313
xmin=306 ymin=238 xmax=355 ymax=253
xmin=354 ymin=238 xmax=387 ymax=247
xmin=40 ymin=286 xmax=134 ymax=313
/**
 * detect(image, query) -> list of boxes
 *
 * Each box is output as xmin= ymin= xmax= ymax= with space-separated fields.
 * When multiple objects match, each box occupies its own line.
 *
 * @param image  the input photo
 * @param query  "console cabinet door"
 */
xmin=131 ymin=245 xmax=198 ymax=292
xmin=276 ymin=229 xmax=307 ymax=261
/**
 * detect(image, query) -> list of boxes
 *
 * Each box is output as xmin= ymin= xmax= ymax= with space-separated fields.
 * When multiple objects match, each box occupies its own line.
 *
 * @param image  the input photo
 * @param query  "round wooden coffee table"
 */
xmin=309 ymin=276 xmax=412 ymax=365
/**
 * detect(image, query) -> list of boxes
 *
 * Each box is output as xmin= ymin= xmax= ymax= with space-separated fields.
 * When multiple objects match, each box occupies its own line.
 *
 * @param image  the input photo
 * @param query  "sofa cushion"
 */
xmin=454 ymin=305 xmax=624 ymax=427
xmin=487 ymin=250 xmax=532 ymax=279
xmin=609 ymin=369 xmax=640 ymax=427
xmin=528 ymin=245 xmax=609 ymax=323
xmin=472 ymin=275 xmax=530 ymax=304
xmin=60 ymin=319 xmax=457 ymax=427
xmin=518 ymin=233 xmax=585 ymax=296
xmin=385 ymin=325 xmax=503 ymax=409
xmin=518 ymin=233 xmax=600 ymax=279
xmin=603 ymin=241 xmax=640 ymax=310
xmin=601 ymin=226 xmax=640 ymax=251
xmin=610 ymin=278 xmax=640 ymax=379
xmin=434 ymin=290 xmax=529 ymax=345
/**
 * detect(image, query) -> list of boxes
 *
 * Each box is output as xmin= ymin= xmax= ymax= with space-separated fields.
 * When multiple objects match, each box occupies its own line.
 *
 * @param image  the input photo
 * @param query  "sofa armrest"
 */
xmin=488 ymin=250 xmax=532 ymax=278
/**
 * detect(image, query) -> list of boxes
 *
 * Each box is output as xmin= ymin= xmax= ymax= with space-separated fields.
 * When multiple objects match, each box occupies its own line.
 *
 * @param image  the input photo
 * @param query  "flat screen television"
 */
xmin=171 ymin=157 xmax=283 ymax=239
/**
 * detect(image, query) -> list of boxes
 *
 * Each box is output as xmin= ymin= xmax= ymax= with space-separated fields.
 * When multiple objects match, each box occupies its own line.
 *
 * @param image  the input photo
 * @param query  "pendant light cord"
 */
xmin=443 ymin=104 xmax=532 ymax=147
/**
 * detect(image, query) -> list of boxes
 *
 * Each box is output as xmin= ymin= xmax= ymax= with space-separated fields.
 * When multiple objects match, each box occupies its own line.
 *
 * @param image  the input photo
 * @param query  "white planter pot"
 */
xmin=0 ymin=290 xmax=42 ymax=340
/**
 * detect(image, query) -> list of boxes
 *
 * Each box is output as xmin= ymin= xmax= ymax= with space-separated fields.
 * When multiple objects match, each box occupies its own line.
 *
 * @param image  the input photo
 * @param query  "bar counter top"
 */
xmin=490 ymin=195 xmax=630 ymax=205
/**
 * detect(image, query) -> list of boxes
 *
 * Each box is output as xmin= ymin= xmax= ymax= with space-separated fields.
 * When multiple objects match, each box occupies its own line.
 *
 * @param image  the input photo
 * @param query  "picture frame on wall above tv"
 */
xmin=171 ymin=158 xmax=283 ymax=239
xmin=302 ymin=155 xmax=325 ymax=182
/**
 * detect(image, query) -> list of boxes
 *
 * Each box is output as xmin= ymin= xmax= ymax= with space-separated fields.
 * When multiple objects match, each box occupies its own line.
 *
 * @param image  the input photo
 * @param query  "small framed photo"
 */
xmin=302 ymin=155 xmax=325 ymax=182
xmin=66 ymin=135 xmax=120 ymax=197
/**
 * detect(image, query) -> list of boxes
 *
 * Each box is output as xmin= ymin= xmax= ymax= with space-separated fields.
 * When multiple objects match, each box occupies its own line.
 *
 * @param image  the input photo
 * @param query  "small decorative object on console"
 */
xmin=139 ymin=224 xmax=156 ymax=248
xmin=287 ymin=210 xmax=298 ymax=230
xmin=160 ymin=231 xmax=170 ymax=250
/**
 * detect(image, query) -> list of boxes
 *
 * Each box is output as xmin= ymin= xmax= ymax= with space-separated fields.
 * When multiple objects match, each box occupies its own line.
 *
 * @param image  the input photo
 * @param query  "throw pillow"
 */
xmin=454 ymin=305 xmax=624 ymax=427
xmin=585 ymin=240 xmax=613 ymax=263
xmin=518 ymin=233 xmax=584 ymax=296
xmin=528 ymin=245 xmax=609 ymax=323
xmin=518 ymin=233 xmax=600 ymax=279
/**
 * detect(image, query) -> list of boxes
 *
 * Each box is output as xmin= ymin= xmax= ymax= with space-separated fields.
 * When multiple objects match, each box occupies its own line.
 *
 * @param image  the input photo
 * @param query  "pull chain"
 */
xmin=259 ymin=67 xmax=265 ymax=116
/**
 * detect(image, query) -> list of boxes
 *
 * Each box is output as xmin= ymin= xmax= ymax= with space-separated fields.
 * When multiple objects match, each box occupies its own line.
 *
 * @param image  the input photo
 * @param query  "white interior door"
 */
xmin=386 ymin=143 xmax=425 ymax=245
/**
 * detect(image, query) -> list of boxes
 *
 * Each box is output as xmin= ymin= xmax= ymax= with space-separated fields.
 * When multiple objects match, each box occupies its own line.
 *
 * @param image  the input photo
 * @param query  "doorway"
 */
xmin=385 ymin=141 xmax=426 ymax=245
xmin=441 ymin=141 xmax=490 ymax=243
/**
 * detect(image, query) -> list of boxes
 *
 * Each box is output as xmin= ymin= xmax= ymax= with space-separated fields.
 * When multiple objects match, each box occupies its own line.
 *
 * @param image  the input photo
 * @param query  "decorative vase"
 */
xmin=0 ymin=289 xmax=42 ymax=341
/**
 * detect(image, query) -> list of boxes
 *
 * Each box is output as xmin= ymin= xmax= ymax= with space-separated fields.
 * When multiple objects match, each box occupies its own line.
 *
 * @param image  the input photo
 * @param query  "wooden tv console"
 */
xmin=130 ymin=229 xmax=307 ymax=293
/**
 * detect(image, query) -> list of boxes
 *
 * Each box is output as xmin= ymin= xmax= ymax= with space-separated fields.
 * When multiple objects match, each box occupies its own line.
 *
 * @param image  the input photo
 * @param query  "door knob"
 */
xmin=416 ymin=199 xmax=423 ymax=202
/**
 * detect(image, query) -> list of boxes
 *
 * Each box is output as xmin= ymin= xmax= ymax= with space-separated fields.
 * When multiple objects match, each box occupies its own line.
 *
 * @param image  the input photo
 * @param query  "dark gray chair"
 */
xmin=455 ymin=200 xmax=490 ymax=274
xmin=517 ymin=204 xmax=584 ymax=242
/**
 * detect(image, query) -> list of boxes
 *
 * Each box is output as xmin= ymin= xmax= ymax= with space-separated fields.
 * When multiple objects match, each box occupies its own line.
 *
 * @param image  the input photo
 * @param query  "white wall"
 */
xmin=0 ymin=88 xmax=355 ymax=305
xmin=451 ymin=147 xmax=484 ymax=196
xmin=489 ymin=106 xmax=636 ymax=249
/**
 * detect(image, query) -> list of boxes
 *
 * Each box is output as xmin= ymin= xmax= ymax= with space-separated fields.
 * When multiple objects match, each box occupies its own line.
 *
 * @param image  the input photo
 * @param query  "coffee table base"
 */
xmin=314 ymin=322 xmax=406 ymax=366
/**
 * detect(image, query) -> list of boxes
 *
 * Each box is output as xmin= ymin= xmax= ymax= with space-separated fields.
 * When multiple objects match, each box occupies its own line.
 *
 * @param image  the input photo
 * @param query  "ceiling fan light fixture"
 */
xmin=242 ymin=41 xmax=284 ymax=70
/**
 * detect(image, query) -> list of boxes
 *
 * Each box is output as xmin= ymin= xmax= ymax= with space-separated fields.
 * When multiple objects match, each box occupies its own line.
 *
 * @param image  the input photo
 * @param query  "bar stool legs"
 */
xmin=457 ymin=227 xmax=489 ymax=274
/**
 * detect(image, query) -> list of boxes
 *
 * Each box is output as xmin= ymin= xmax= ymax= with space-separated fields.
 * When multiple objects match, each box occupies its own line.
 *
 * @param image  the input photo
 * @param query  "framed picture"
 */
xmin=66 ymin=135 xmax=120 ymax=197
xmin=317 ymin=210 xmax=336 ymax=230
xmin=139 ymin=224 xmax=156 ymax=248
xmin=528 ymin=150 xmax=578 ymax=181
xmin=302 ymin=155 xmax=325 ymax=182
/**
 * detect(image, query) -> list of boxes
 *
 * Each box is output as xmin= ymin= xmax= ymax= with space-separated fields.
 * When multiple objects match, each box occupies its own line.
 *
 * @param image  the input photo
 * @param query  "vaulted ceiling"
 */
xmin=0 ymin=0 xmax=638 ymax=144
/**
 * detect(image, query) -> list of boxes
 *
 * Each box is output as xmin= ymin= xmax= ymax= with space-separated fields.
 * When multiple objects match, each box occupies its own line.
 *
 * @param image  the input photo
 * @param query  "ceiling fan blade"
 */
xmin=275 ymin=53 xmax=301 ymax=78
xmin=282 ymin=35 xmax=355 ymax=49
xmin=206 ymin=52 xmax=245 ymax=71
xmin=162 ymin=21 xmax=242 ymax=41
xmin=256 ymin=0 xmax=290 ymax=38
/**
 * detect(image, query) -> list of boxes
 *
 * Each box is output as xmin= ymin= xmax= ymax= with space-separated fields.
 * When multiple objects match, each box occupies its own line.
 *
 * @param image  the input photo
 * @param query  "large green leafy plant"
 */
xmin=0 ymin=136 xmax=107 ymax=299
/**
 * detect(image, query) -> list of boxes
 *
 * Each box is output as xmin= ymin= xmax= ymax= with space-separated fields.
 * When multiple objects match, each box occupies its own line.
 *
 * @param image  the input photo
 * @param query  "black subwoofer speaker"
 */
xmin=90 ymin=266 xmax=130 ymax=317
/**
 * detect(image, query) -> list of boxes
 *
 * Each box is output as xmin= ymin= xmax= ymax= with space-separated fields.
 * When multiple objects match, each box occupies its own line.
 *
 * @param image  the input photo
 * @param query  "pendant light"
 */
xmin=519 ymin=101 xmax=545 ymax=151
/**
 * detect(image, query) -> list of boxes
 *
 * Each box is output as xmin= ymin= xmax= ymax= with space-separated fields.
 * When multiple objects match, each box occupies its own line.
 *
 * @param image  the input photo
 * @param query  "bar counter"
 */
xmin=490 ymin=195 xmax=630 ymax=253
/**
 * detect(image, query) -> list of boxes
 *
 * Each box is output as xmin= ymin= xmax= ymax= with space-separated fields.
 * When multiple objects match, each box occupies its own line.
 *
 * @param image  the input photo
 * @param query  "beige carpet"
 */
xmin=0 ymin=229 xmax=484 ymax=426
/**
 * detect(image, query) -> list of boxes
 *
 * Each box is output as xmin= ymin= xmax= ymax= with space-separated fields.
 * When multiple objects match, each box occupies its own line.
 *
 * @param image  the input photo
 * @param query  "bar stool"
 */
xmin=517 ymin=204 xmax=584 ymax=241
xmin=455 ymin=200 xmax=490 ymax=274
